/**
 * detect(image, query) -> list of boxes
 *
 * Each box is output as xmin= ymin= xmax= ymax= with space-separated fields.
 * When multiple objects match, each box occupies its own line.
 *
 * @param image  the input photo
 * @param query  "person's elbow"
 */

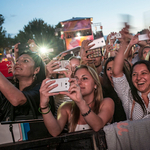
xmin=10 ymin=97 xmax=27 ymax=106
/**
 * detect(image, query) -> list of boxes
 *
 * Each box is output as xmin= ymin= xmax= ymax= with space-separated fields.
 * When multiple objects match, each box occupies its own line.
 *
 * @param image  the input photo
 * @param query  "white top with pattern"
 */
xmin=75 ymin=124 xmax=91 ymax=132
xmin=112 ymin=74 xmax=150 ymax=120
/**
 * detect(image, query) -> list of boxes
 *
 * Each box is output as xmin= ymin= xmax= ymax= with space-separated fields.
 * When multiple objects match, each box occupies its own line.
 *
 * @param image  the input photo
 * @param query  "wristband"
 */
xmin=38 ymin=104 xmax=51 ymax=114
xmin=81 ymin=107 xmax=91 ymax=117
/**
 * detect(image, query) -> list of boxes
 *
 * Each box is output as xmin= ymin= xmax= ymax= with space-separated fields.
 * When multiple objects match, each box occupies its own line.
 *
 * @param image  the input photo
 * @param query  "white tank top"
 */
xmin=75 ymin=124 xmax=91 ymax=132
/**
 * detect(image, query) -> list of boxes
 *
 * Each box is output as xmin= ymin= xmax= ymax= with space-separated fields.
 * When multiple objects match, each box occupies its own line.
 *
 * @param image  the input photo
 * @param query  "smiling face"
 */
xmin=14 ymin=54 xmax=36 ymax=79
xmin=106 ymin=60 xmax=114 ymax=85
xmin=132 ymin=63 xmax=150 ymax=94
xmin=74 ymin=68 xmax=96 ymax=97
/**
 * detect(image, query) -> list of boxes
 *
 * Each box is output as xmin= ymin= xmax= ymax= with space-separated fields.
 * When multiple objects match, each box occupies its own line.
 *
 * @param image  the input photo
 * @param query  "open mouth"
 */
xmin=15 ymin=67 xmax=22 ymax=70
xmin=137 ymin=82 xmax=145 ymax=85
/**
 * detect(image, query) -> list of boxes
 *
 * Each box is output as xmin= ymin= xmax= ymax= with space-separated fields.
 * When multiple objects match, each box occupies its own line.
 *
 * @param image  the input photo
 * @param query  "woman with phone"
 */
xmin=39 ymin=65 xmax=114 ymax=136
xmin=0 ymin=51 xmax=56 ymax=143
xmin=113 ymin=40 xmax=150 ymax=120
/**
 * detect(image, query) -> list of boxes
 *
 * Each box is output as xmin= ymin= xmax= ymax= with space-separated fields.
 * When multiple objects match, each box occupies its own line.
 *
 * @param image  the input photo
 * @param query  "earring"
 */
xmin=33 ymin=74 xmax=37 ymax=80
xmin=94 ymin=86 xmax=97 ymax=90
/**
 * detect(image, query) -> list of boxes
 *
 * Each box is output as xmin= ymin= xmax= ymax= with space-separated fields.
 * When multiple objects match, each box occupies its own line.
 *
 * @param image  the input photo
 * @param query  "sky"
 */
xmin=1 ymin=0 xmax=150 ymax=37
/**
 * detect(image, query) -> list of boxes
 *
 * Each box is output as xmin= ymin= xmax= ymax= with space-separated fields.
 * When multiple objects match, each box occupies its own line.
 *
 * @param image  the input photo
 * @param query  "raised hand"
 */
xmin=80 ymin=40 xmax=95 ymax=64
xmin=59 ymin=78 xmax=83 ymax=104
xmin=39 ymin=78 xmax=59 ymax=108
xmin=46 ymin=60 xmax=60 ymax=78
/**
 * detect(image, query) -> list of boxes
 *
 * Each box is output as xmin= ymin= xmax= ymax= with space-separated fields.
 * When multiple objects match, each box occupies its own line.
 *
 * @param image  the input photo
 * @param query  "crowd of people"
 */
xmin=0 ymin=23 xmax=150 ymax=143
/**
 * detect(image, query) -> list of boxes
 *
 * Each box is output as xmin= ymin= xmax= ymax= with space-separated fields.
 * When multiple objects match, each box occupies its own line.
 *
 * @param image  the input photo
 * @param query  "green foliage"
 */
xmin=14 ymin=18 xmax=65 ymax=56
xmin=0 ymin=14 xmax=7 ymax=48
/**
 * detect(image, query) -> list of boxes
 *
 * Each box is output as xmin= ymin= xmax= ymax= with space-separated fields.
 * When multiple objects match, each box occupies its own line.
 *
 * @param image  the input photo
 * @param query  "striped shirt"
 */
xmin=112 ymin=74 xmax=150 ymax=120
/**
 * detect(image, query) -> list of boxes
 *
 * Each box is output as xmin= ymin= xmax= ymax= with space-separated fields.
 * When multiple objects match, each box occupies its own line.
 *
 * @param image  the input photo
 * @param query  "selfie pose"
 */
xmin=0 ymin=51 xmax=55 ymax=121
xmin=113 ymin=40 xmax=150 ymax=120
xmin=39 ymin=65 xmax=114 ymax=136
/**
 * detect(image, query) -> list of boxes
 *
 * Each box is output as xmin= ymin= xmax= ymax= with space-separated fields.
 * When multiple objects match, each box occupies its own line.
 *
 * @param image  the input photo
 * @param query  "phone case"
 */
xmin=87 ymin=48 xmax=102 ymax=58
xmin=89 ymin=37 xmax=106 ymax=49
xmin=138 ymin=34 xmax=149 ymax=41
xmin=0 ymin=61 xmax=13 ymax=77
xmin=46 ymin=78 xmax=70 ymax=93
xmin=53 ymin=60 xmax=69 ymax=72
xmin=110 ymin=33 xmax=122 ymax=39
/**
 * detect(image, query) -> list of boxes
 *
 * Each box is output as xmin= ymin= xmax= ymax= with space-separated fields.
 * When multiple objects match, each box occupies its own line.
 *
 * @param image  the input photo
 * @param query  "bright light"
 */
xmin=39 ymin=47 xmax=47 ymax=54
xmin=76 ymin=32 xmax=81 ymax=37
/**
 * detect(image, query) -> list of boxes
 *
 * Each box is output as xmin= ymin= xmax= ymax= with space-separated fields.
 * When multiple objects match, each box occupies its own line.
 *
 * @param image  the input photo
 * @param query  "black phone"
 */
xmin=18 ymin=43 xmax=30 ymax=55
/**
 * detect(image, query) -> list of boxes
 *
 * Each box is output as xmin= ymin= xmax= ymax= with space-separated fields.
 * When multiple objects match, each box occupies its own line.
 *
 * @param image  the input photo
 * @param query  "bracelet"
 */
xmin=40 ymin=105 xmax=49 ymax=109
xmin=38 ymin=104 xmax=51 ymax=114
xmin=104 ymin=57 xmax=108 ymax=60
xmin=81 ymin=107 xmax=91 ymax=117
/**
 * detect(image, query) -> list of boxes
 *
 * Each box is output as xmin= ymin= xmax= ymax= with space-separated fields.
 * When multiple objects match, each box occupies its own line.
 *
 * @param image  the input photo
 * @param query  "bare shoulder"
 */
xmin=100 ymin=97 xmax=114 ymax=108
xmin=58 ymin=101 xmax=73 ymax=111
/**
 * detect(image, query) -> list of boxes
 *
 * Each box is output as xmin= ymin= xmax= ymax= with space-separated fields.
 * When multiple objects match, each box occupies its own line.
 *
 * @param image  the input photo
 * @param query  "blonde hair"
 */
xmin=68 ymin=65 xmax=103 ymax=132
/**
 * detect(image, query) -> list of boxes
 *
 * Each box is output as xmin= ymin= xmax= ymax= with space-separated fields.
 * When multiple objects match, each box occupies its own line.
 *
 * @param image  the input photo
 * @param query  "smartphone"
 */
xmin=46 ymin=78 xmax=70 ymax=93
xmin=18 ymin=43 xmax=30 ymax=55
xmin=87 ymin=48 xmax=102 ymax=58
xmin=115 ymin=33 xmax=122 ymax=39
xmin=89 ymin=37 xmax=106 ymax=49
xmin=53 ymin=60 xmax=69 ymax=72
xmin=110 ymin=33 xmax=122 ymax=39
xmin=138 ymin=34 xmax=149 ymax=41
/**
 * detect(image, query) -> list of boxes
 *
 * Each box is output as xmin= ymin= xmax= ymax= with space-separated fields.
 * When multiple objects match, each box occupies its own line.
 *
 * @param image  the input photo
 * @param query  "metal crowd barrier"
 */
xmin=0 ymin=129 xmax=107 ymax=150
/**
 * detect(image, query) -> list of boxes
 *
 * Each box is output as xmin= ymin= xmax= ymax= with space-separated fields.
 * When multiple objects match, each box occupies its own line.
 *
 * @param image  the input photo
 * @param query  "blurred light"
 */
xmin=77 ymin=32 xmax=80 ymax=37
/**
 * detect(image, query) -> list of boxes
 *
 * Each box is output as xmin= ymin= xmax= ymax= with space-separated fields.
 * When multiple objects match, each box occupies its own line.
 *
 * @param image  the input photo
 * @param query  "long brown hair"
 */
xmin=68 ymin=65 xmax=103 ymax=132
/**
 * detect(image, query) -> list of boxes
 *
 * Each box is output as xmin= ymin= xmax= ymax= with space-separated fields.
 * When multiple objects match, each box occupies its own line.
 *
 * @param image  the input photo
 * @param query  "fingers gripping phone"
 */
xmin=53 ymin=60 xmax=69 ymax=72
xmin=46 ymin=78 xmax=70 ymax=93
xmin=88 ymin=37 xmax=106 ymax=49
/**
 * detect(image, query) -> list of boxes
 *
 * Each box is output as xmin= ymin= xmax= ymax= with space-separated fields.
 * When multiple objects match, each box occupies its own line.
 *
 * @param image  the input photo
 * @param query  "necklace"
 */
xmin=87 ymin=99 xmax=95 ymax=105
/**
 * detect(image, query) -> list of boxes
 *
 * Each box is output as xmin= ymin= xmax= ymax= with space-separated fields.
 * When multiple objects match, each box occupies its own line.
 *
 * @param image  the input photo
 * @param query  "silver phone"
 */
xmin=46 ymin=77 xmax=70 ymax=93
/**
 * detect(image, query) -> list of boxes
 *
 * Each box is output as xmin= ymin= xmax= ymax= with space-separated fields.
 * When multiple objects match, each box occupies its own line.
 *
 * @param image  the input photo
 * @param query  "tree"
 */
xmin=14 ymin=19 xmax=65 ymax=56
xmin=0 ymin=14 xmax=7 ymax=48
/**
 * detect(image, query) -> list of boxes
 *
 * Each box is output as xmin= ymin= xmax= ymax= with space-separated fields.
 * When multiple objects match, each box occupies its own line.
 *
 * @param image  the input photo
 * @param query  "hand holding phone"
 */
xmin=138 ymin=34 xmax=149 ymax=41
xmin=53 ymin=60 xmax=69 ymax=72
xmin=46 ymin=78 xmax=70 ymax=93
xmin=88 ymin=37 xmax=106 ymax=49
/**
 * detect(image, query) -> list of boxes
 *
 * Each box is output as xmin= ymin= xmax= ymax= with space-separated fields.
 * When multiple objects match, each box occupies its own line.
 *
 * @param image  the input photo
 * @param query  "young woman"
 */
xmin=39 ymin=65 xmax=114 ymax=136
xmin=102 ymin=57 xmax=127 ymax=122
xmin=113 ymin=41 xmax=150 ymax=120
xmin=0 ymin=51 xmax=55 ymax=121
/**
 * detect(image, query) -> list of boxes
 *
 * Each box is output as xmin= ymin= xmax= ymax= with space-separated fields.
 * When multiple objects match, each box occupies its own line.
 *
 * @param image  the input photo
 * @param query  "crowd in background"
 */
xmin=0 ymin=23 xmax=150 ymax=143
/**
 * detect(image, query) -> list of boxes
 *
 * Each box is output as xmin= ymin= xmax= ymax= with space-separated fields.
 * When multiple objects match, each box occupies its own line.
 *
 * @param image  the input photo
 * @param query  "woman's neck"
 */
xmin=141 ymin=91 xmax=150 ymax=108
xmin=19 ymin=78 xmax=33 ymax=91
xmin=83 ymin=92 xmax=95 ymax=106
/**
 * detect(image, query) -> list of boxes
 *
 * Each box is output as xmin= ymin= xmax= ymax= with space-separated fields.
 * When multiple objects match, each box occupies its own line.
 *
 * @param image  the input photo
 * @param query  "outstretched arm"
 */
xmin=40 ymin=78 xmax=68 ymax=137
xmin=113 ymin=40 xmax=127 ymax=77
xmin=0 ymin=72 xmax=27 ymax=106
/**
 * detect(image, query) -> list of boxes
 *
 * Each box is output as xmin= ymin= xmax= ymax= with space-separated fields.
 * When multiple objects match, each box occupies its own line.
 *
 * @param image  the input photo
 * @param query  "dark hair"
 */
xmin=16 ymin=51 xmax=46 ymax=90
xmin=103 ymin=57 xmax=131 ymax=89
xmin=129 ymin=60 xmax=150 ymax=114
xmin=103 ymin=57 xmax=130 ymax=122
